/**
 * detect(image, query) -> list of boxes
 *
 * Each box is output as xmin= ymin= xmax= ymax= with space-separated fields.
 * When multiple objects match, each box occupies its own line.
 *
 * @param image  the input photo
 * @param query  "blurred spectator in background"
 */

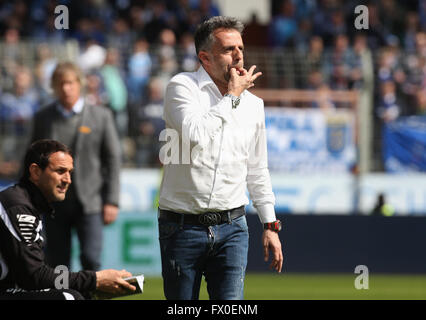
xmin=268 ymin=0 xmax=298 ymax=47
xmin=179 ymin=32 xmax=199 ymax=72
xmin=198 ymin=0 xmax=221 ymax=21
xmin=299 ymin=36 xmax=326 ymax=88
xmin=156 ymin=28 xmax=178 ymax=74
xmin=72 ymin=17 xmax=105 ymax=47
xmin=306 ymin=69 xmax=325 ymax=90
xmin=400 ymin=31 xmax=426 ymax=113
xmin=129 ymin=5 xmax=148 ymax=36
xmin=144 ymin=1 xmax=175 ymax=44
xmin=364 ymin=2 xmax=388 ymax=50
xmin=127 ymin=38 xmax=152 ymax=104
xmin=32 ymin=10 xmax=67 ymax=44
xmin=100 ymin=48 xmax=129 ymax=139
xmin=34 ymin=43 xmax=57 ymax=106
xmin=325 ymin=34 xmax=359 ymax=91
xmin=319 ymin=8 xmax=347 ymax=46
xmin=312 ymin=84 xmax=336 ymax=111
xmin=85 ymin=72 xmax=107 ymax=107
xmin=421 ymin=0 xmax=426 ymax=30
xmin=135 ymin=77 xmax=165 ymax=167
xmin=372 ymin=193 xmax=395 ymax=216
xmin=294 ymin=18 xmax=312 ymax=53
xmin=0 ymin=65 xmax=39 ymax=124
xmin=378 ymin=0 xmax=406 ymax=41
xmin=377 ymin=46 xmax=405 ymax=84
xmin=377 ymin=80 xmax=404 ymax=123
xmin=403 ymin=12 xmax=421 ymax=53
xmin=415 ymin=88 xmax=426 ymax=115
xmin=153 ymin=29 xmax=179 ymax=92
xmin=3 ymin=27 xmax=21 ymax=61
xmin=106 ymin=17 xmax=135 ymax=66
xmin=1 ymin=28 xmax=22 ymax=92
xmin=77 ymin=38 xmax=107 ymax=73
xmin=0 ymin=65 xmax=40 ymax=179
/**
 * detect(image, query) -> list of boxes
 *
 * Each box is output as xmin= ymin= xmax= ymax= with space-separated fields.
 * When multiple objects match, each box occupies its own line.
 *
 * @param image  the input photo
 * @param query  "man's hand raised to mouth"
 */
xmin=227 ymin=65 xmax=262 ymax=97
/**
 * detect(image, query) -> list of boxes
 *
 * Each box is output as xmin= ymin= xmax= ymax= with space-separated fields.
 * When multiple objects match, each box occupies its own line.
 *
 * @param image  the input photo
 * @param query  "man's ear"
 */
xmin=29 ymin=163 xmax=41 ymax=182
xmin=198 ymin=51 xmax=209 ymax=66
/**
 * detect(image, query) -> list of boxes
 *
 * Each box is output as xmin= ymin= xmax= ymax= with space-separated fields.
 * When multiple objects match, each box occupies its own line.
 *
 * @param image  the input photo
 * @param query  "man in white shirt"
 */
xmin=158 ymin=16 xmax=283 ymax=300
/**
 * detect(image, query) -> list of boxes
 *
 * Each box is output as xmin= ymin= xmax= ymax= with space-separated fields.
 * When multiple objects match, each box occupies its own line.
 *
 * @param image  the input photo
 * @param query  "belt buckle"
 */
xmin=198 ymin=212 xmax=222 ymax=226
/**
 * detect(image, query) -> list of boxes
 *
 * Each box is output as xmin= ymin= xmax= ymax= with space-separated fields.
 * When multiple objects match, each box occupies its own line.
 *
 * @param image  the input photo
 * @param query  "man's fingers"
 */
xmin=119 ymin=269 xmax=132 ymax=278
xmin=269 ymin=257 xmax=282 ymax=273
xmin=273 ymin=255 xmax=283 ymax=273
xmin=273 ymin=248 xmax=283 ymax=273
xmin=118 ymin=278 xmax=136 ymax=292
xmin=229 ymin=67 xmax=238 ymax=77
xmin=248 ymin=65 xmax=257 ymax=76
xmin=251 ymin=71 xmax=262 ymax=82
xmin=236 ymin=67 xmax=247 ymax=75
xmin=263 ymin=244 xmax=269 ymax=262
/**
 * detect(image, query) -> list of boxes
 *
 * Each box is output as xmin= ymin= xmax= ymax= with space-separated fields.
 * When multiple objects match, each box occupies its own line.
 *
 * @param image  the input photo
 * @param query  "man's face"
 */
xmin=53 ymin=70 xmax=81 ymax=110
xmin=201 ymin=28 xmax=244 ymax=89
xmin=31 ymin=151 xmax=73 ymax=203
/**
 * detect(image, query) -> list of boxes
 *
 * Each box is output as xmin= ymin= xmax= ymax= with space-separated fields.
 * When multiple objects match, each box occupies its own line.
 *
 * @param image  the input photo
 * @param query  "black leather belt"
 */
xmin=159 ymin=206 xmax=245 ymax=226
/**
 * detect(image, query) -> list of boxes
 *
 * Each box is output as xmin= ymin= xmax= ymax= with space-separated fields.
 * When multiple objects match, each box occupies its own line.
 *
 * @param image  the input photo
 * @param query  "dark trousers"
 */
xmin=44 ymin=188 xmax=103 ymax=271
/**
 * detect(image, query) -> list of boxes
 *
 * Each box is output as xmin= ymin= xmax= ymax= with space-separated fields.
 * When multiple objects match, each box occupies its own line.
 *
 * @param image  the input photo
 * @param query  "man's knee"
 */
xmin=61 ymin=289 xmax=86 ymax=300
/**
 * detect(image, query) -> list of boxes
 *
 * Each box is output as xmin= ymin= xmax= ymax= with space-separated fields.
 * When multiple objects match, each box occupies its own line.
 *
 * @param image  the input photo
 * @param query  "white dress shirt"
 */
xmin=158 ymin=66 xmax=276 ymax=223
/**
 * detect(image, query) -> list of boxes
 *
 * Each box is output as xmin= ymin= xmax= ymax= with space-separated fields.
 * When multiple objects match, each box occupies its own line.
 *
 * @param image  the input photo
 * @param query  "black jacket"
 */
xmin=0 ymin=180 xmax=96 ymax=292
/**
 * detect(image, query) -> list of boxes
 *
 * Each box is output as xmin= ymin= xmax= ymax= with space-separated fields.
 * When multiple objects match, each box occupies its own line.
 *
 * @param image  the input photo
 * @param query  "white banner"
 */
xmin=118 ymin=169 xmax=426 ymax=215
xmin=265 ymin=108 xmax=356 ymax=173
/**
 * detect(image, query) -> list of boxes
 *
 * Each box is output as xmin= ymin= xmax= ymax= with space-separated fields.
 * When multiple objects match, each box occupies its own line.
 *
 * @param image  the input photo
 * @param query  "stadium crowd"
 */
xmin=0 ymin=0 xmax=425 ymax=178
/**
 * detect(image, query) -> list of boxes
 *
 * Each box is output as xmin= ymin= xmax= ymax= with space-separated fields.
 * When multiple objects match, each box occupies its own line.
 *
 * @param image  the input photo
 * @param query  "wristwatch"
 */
xmin=224 ymin=93 xmax=241 ymax=109
xmin=263 ymin=220 xmax=282 ymax=232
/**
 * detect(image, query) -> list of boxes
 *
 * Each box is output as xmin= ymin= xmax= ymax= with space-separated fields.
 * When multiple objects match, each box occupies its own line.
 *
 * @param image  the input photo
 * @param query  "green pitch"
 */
xmin=115 ymin=272 xmax=426 ymax=300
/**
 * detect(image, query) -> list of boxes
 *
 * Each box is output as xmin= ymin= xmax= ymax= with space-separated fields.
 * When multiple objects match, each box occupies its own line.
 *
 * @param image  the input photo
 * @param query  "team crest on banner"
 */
xmin=265 ymin=108 xmax=356 ymax=173
xmin=326 ymin=121 xmax=347 ymax=156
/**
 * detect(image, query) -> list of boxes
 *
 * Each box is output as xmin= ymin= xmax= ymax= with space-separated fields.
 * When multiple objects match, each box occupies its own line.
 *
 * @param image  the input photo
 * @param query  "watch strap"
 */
xmin=224 ymin=93 xmax=241 ymax=109
xmin=263 ymin=220 xmax=282 ymax=232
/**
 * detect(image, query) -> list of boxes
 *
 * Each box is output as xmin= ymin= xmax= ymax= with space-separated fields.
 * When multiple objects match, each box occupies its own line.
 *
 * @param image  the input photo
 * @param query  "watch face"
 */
xmin=265 ymin=220 xmax=282 ymax=231
xmin=276 ymin=221 xmax=282 ymax=231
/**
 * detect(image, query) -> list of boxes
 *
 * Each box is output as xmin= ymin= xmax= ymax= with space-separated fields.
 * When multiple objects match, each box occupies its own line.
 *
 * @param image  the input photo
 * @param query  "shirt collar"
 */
xmin=57 ymin=97 xmax=84 ymax=117
xmin=18 ymin=178 xmax=55 ymax=217
xmin=197 ymin=65 xmax=214 ymax=90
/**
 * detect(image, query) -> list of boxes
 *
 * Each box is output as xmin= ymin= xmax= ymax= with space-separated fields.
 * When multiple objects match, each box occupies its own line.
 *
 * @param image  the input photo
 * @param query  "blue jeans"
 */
xmin=158 ymin=214 xmax=249 ymax=300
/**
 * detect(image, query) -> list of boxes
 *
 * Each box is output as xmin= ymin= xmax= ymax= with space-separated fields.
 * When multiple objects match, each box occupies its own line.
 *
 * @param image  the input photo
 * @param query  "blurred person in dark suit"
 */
xmin=30 ymin=62 xmax=121 ymax=271
xmin=135 ymin=77 xmax=165 ymax=167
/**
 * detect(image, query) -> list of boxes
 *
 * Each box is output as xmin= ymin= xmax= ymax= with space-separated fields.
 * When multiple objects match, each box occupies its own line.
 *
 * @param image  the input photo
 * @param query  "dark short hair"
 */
xmin=22 ymin=139 xmax=72 ymax=180
xmin=194 ymin=16 xmax=244 ymax=56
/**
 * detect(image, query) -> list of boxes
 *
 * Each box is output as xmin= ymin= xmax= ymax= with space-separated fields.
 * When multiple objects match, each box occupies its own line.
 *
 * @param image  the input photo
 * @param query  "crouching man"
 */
xmin=0 ymin=139 xmax=135 ymax=300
